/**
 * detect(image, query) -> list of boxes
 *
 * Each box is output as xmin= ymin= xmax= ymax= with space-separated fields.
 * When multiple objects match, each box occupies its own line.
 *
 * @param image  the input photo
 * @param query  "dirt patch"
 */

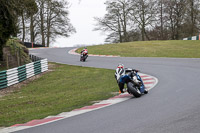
xmin=0 ymin=63 xmax=56 ymax=97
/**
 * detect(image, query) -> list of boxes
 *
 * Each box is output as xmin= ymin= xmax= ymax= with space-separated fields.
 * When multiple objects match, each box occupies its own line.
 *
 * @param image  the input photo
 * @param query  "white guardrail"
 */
xmin=0 ymin=58 xmax=48 ymax=89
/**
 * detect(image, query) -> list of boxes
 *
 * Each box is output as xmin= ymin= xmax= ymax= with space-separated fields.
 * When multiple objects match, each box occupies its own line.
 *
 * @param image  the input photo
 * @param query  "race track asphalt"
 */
xmin=11 ymin=47 xmax=200 ymax=133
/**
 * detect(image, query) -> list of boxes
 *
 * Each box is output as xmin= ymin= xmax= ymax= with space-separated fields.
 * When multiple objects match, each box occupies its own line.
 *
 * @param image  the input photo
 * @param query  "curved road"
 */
xmin=15 ymin=47 xmax=200 ymax=132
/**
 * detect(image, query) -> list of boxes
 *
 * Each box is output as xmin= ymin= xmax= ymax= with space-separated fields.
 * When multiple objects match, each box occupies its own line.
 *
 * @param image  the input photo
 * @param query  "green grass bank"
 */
xmin=78 ymin=40 xmax=200 ymax=58
xmin=0 ymin=63 xmax=118 ymax=127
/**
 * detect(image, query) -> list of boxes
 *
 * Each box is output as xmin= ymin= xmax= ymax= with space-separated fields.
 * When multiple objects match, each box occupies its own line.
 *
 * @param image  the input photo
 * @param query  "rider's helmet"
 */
xmin=117 ymin=63 xmax=124 ymax=69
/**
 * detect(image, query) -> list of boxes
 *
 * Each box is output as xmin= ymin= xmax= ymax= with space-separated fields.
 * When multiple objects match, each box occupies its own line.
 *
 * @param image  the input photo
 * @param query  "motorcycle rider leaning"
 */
xmin=81 ymin=47 xmax=88 ymax=55
xmin=115 ymin=64 xmax=148 ymax=94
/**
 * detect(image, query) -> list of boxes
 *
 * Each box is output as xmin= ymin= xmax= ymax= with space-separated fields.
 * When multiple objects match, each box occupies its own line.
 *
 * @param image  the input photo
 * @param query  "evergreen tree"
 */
xmin=0 ymin=0 xmax=16 ymax=61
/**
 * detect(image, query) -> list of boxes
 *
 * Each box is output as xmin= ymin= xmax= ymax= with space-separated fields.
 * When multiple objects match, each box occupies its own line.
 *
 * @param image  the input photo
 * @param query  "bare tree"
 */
xmin=129 ymin=0 xmax=157 ymax=41
xmin=45 ymin=0 xmax=76 ymax=47
xmin=17 ymin=0 xmax=76 ymax=47
xmin=37 ymin=0 xmax=46 ymax=46
xmin=156 ymin=0 xmax=165 ymax=40
xmin=164 ymin=0 xmax=187 ymax=40
xmin=17 ymin=0 xmax=38 ymax=42
xmin=94 ymin=0 xmax=132 ymax=43
xmin=184 ymin=0 xmax=200 ymax=36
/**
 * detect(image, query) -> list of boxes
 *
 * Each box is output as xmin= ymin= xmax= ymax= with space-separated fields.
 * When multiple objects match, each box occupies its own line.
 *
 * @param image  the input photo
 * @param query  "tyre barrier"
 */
xmin=183 ymin=34 xmax=200 ymax=40
xmin=0 ymin=58 xmax=48 ymax=90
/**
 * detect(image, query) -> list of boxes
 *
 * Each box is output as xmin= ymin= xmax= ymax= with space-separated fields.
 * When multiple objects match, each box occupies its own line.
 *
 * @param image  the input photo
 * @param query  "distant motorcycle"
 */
xmin=126 ymin=69 xmax=147 ymax=97
xmin=80 ymin=50 xmax=88 ymax=62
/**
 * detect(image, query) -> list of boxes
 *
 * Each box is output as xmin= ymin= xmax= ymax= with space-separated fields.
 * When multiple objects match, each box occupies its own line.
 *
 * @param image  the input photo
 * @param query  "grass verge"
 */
xmin=77 ymin=40 xmax=200 ymax=58
xmin=0 ymin=63 xmax=118 ymax=127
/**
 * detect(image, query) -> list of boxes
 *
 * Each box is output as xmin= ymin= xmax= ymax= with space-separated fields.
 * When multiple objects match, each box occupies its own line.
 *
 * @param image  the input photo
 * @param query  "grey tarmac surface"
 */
xmin=14 ymin=47 xmax=200 ymax=133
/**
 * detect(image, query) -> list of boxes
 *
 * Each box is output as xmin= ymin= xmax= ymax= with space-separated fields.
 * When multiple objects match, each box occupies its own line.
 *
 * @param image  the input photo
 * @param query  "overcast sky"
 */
xmin=53 ymin=0 xmax=107 ymax=47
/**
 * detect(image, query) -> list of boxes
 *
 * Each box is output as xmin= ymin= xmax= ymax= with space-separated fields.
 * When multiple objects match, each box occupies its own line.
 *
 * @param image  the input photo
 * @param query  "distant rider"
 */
xmin=114 ymin=64 xmax=148 ymax=94
xmin=81 ymin=47 xmax=88 ymax=56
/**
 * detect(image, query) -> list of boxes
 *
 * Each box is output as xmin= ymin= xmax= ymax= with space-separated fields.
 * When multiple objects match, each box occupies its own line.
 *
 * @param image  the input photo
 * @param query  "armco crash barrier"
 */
xmin=0 ymin=58 xmax=48 ymax=90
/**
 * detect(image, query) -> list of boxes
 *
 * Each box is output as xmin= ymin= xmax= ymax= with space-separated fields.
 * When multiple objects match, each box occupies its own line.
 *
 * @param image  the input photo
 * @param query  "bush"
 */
xmin=2 ymin=38 xmax=31 ymax=69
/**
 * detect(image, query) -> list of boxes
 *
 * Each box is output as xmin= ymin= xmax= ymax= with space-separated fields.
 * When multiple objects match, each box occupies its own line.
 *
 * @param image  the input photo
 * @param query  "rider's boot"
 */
xmin=119 ymin=90 xmax=124 ymax=94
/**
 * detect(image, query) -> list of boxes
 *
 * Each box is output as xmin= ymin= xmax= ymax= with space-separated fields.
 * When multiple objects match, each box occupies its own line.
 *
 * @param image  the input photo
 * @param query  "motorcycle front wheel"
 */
xmin=127 ymin=82 xmax=141 ymax=98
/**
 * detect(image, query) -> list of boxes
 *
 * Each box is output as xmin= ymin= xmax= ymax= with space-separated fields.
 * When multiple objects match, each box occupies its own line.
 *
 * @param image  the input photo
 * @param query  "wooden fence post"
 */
xmin=16 ymin=49 xmax=19 ymax=66
xmin=6 ymin=54 xmax=9 ymax=69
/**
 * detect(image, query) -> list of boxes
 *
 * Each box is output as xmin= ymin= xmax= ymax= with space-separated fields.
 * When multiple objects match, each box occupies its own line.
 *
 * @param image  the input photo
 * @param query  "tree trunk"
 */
xmin=144 ymin=29 xmax=150 ymax=40
xmin=122 ymin=3 xmax=127 ymax=42
xmin=118 ymin=16 xmax=122 ymax=43
xmin=190 ymin=0 xmax=194 ymax=36
xmin=141 ymin=3 xmax=145 ymax=41
xmin=22 ymin=12 xmax=25 ymax=42
xmin=160 ymin=0 xmax=164 ymax=40
xmin=47 ymin=18 xmax=51 ymax=47
xmin=47 ymin=27 xmax=50 ymax=47
xmin=141 ymin=27 xmax=145 ymax=41
xmin=30 ymin=15 xmax=34 ymax=43
xmin=40 ymin=1 xmax=45 ymax=46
